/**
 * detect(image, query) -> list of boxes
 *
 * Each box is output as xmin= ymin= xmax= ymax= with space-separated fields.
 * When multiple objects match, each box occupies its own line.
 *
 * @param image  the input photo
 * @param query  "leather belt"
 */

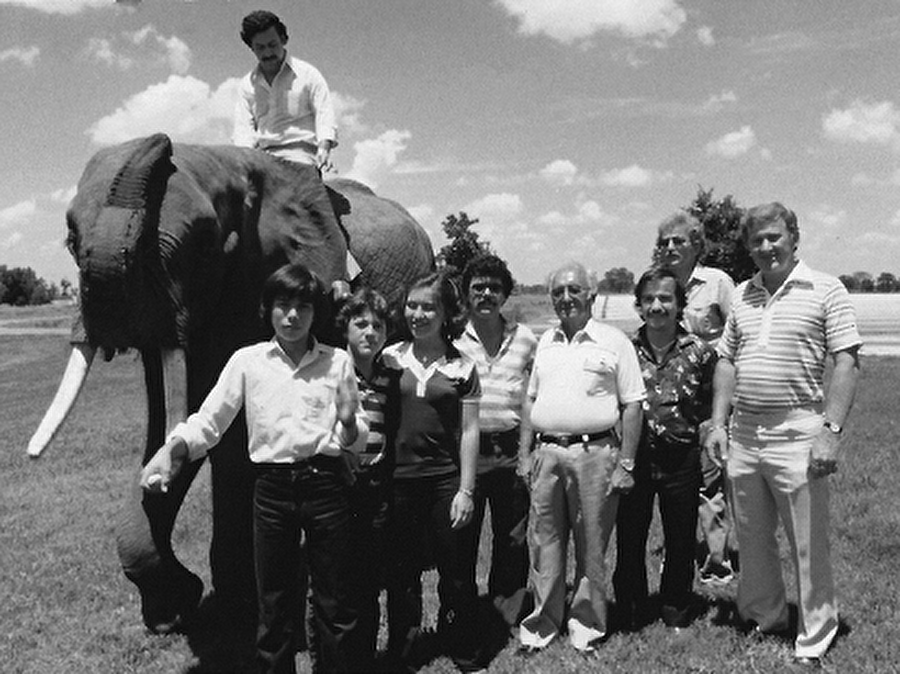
xmin=537 ymin=429 xmax=615 ymax=448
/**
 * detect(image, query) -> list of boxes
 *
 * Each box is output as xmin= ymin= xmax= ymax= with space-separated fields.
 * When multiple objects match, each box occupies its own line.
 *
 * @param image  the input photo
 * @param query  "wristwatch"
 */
xmin=823 ymin=420 xmax=843 ymax=434
xmin=619 ymin=457 xmax=635 ymax=472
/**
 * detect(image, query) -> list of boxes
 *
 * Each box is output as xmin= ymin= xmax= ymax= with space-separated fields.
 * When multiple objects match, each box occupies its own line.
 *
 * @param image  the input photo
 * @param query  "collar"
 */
xmin=267 ymin=335 xmax=324 ymax=369
xmin=748 ymin=259 xmax=812 ymax=294
xmin=633 ymin=325 xmax=691 ymax=354
xmin=251 ymin=53 xmax=295 ymax=84
xmin=462 ymin=317 xmax=515 ymax=342
xmin=549 ymin=318 xmax=598 ymax=344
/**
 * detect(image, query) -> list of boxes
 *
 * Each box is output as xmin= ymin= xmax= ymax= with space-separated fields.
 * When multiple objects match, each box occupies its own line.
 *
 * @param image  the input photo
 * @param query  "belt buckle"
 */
xmin=557 ymin=435 xmax=571 ymax=448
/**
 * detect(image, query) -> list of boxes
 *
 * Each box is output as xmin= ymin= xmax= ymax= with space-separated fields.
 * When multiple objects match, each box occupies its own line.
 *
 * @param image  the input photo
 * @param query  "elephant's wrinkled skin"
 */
xmin=33 ymin=133 xmax=433 ymax=632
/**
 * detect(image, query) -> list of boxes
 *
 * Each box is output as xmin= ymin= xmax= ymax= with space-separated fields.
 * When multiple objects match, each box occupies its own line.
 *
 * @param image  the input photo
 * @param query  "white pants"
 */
xmin=728 ymin=408 xmax=837 ymax=658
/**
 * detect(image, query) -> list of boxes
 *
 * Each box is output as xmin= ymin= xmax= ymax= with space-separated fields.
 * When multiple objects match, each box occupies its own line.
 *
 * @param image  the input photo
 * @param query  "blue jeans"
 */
xmin=253 ymin=456 xmax=356 ymax=674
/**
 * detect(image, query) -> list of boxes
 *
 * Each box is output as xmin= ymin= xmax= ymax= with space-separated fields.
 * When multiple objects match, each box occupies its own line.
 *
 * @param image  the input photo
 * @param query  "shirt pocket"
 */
xmin=300 ymin=380 xmax=337 ymax=426
xmin=582 ymin=350 xmax=618 ymax=396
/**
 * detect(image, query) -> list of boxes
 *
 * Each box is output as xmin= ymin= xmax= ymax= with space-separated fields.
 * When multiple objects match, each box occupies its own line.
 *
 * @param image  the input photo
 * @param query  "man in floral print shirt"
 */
xmin=613 ymin=267 xmax=717 ymax=630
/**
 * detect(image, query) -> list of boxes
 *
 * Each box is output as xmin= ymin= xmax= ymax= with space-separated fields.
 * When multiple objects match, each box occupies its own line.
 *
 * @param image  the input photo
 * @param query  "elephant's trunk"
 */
xmin=78 ymin=133 xmax=177 ymax=353
xmin=26 ymin=343 xmax=96 ymax=458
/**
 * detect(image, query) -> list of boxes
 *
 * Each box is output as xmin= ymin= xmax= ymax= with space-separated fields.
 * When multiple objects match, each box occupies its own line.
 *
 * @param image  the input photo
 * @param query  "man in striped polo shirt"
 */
xmin=456 ymin=254 xmax=537 ymax=628
xmin=705 ymin=202 xmax=861 ymax=667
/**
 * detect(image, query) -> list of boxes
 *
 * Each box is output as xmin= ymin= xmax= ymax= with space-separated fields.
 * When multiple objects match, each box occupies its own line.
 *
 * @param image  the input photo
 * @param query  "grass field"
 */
xmin=2 ymin=303 xmax=899 ymax=673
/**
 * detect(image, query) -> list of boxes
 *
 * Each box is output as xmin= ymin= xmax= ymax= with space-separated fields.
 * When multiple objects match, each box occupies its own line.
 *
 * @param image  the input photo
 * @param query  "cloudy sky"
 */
xmin=1 ymin=0 xmax=899 ymax=286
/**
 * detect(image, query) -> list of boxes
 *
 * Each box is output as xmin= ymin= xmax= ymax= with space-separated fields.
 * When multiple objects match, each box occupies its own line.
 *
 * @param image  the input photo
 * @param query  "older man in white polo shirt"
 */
xmin=705 ymin=202 xmax=861 ymax=667
xmin=518 ymin=261 xmax=645 ymax=655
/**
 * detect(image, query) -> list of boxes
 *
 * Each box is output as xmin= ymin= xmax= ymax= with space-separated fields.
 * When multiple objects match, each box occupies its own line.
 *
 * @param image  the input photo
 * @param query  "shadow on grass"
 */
xmin=182 ymin=593 xmax=258 ymax=673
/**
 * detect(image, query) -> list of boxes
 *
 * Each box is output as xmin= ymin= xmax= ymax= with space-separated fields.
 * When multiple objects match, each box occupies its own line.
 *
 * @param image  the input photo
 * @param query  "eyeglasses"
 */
xmin=657 ymin=236 xmax=689 ymax=248
xmin=550 ymin=284 xmax=586 ymax=298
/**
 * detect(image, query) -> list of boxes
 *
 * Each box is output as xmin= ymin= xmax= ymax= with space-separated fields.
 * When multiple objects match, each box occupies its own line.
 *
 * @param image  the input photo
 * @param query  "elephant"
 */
xmin=27 ymin=133 xmax=434 ymax=633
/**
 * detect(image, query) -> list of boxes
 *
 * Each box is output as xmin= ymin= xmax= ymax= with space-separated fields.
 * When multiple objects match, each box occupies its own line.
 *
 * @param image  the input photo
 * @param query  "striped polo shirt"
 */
xmin=717 ymin=261 xmax=862 ymax=413
xmin=455 ymin=320 xmax=537 ymax=433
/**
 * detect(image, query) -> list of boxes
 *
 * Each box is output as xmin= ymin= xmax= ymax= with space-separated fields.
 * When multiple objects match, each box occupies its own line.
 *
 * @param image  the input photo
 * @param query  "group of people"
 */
xmin=138 ymin=9 xmax=860 ymax=674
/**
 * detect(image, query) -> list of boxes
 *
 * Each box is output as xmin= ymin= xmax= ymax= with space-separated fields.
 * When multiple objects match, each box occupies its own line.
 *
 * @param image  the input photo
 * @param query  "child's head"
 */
xmin=337 ymin=288 xmax=390 ymax=362
xmin=261 ymin=263 xmax=327 ymax=336
xmin=403 ymin=271 xmax=466 ymax=347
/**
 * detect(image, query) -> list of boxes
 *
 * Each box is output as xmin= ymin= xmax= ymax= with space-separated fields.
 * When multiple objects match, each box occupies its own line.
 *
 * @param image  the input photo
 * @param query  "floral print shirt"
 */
xmin=631 ymin=326 xmax=717 ymax=451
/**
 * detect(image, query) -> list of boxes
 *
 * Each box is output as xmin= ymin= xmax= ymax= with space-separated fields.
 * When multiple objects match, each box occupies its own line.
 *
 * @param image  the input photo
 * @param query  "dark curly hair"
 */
xmin=240 ymin=10 xmax=288 ymax=47
xmin=402 ymin=270 xmax=467 ymax=346
xmin=461 ymin=253 xmax=515 ymax=298
xmin=633 ymin=266 xmax=687 ymax=321
xmin=335 ymin=288 xmax=391 ymax=337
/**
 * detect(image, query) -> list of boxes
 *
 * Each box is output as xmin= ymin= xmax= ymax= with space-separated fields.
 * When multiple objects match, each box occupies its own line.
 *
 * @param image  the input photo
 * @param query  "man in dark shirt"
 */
xmin=613 ymin=267 xmax=717 ymax=630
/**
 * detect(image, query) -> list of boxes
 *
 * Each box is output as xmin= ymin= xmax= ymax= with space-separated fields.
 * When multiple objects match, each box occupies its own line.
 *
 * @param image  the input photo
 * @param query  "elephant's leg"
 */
xmin=115 ymin=348 xmax=203 ymax=634
xmin=207 ymin=421 xmax=257 ymax=621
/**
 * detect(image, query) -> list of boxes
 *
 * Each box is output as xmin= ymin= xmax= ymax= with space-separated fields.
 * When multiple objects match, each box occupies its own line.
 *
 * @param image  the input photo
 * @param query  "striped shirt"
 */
xmin=355 ymin=360 xmax=401 ymax=468
xmin=718 ymin=261 xmax=862 ymax=413
xmin=455 ymin=320 xmax=537 ymax=433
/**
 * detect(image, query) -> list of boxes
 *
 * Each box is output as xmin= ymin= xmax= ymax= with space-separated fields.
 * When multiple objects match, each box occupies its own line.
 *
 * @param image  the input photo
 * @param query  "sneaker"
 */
xmin=699 ymin=559 xmax=734 ymax=585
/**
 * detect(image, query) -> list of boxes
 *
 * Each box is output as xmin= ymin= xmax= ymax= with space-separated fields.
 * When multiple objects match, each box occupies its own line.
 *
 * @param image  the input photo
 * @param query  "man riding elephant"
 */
xmin=27 ymin=132 xmax=433 ymax=634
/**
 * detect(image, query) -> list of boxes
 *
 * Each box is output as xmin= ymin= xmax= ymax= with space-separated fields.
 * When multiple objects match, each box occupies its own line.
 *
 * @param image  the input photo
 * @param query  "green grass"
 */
xmin=2 ymin=317 xmax=899 ymax=673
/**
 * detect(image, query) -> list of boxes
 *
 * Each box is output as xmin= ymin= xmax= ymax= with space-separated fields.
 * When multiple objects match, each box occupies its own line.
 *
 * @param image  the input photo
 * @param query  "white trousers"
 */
xmin=728 ymin=408 xmax=838 ymax=658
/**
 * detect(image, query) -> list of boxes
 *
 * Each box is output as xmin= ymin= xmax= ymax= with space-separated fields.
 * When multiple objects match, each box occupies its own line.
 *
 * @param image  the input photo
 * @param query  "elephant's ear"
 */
xmin=106 ymin=133 xmax=176 ymax=213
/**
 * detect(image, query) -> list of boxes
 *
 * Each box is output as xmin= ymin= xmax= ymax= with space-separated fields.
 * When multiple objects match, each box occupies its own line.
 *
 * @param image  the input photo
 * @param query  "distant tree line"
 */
xmin=0 ymin=266 xmax=73 ymax=306
xmin=436 ymin=199 xmax=894 ymax=296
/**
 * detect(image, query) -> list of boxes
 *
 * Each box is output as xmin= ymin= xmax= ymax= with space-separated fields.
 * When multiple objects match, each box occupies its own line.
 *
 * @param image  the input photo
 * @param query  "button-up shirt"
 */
xmin=169 ymin=339 xmax=365 ymax=463
xmin=529 ymin=319 xmax=645 ymax=434
xmin=683 ymin=264 xmax=734 ymax=346
xmin=233 ymin=55 xmax=338 ymax=165
xmin=632 ymin=326 xmax=716 ymax=449
xmin=718 ymin=261 xmax=862 ymax=413
xmin=455 ymin=319 xmax=537 ymax=433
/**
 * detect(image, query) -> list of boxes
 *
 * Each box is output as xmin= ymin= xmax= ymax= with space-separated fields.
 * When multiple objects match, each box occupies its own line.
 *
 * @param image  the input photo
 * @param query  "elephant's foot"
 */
xmin=136 ymin=567 xmax=204 ymax=635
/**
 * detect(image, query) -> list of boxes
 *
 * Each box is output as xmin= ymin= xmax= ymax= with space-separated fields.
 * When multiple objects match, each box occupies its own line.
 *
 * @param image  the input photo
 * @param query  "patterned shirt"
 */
xmin=233 ymin=55 xmax=338 ymax=165
xmin=455 ymin=320 xmax=537 ymax=433
xmin=382 ymin=342 xmax=480 ymax=479
xmin=632 ymin=326 xmax=717 ymax=449
xmin=169 ymin=339 xmax=366 ymax=463
xmin=718 ymin=261 xmax=862 ymax=413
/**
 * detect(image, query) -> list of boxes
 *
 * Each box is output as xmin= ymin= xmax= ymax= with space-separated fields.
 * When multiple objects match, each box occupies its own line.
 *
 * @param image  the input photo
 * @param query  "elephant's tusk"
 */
xmin=161 ymin=348 xmax=188 ymax=435
xmin=27 ymin=343 xmax=97 ymax=458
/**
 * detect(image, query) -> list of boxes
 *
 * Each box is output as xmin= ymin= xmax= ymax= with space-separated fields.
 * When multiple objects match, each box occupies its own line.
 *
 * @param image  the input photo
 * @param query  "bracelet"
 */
xmin=458 ymin=487 xmax=474 ymax=497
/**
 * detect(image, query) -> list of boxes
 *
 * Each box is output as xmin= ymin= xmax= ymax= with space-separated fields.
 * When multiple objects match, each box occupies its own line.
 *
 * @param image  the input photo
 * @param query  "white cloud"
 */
xmin=0 ymin=0 xmax=111 ymax=13
xmin=600 ymin=164 xmax=655 ymax=187
xmin=701 ymin=90 xmax=736 ymax=113
xmin=49 ymin=186 xmax=78 ymax=205
xmin=822 ymin=99 xmax=900 ymax=148
xmin=2 ymin=231 xmax=24 ymax=249
xmin=88 ymin=25 xmax=192 ymax=74
xmin=463 ymin=193 xmax=523 ymax=222
xmin=496 ymin=0 xmax=687 ymax=44
xmin=0 ymin=199 xmax=37 ymax=229
xmin=87 ymin=75 xmax=241 ymax=145
xmin=332 ymin=92 xmax=368 ymax=136
xmin=127 ymin=25 xmax=192 ymax=74
xmin=539 ymin=159 xmax=579 ymax=185
xmin=87 ymin=38 xmax=134 ymax=70
xmin=705 ymin=125 xmax=757 ymax=158
xmin=696 ymin=26 xmax=715 ymax=47
xmin=0 ymin=46 xmax=40 ymax=66
xmin=345 ymin=129 xmax=412 ymax=189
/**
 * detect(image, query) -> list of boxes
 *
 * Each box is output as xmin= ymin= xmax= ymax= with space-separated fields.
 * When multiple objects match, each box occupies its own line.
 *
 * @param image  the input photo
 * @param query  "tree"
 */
xmin=684 ymin=187 xmax=755 ymax=283
xmin=876 ymin=272 xmax=897 ymax=293
xmin=852 ymin=271 xmax=874 ymax=293
xmin=436 ymin=211 xmax=493 ymax=276
xmin=839 ymin=274 xmax=857 ymax=292
xmin=598 ymin=267 xmax=635 ymax=294
xmin=0 ymin=265 xmax=53 ymax=306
